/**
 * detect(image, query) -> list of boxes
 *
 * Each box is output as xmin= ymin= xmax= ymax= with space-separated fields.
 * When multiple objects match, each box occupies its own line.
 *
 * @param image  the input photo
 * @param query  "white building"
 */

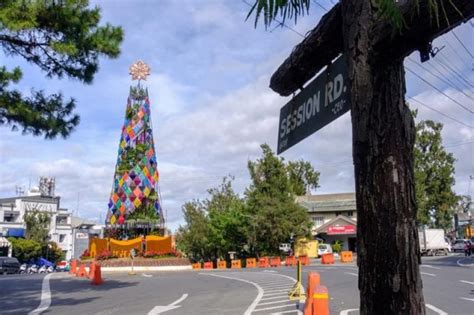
xmin=297 ymin=192 xmax=357 ymax=252
xmin=0 ymin=192 xmax=74 ymax=260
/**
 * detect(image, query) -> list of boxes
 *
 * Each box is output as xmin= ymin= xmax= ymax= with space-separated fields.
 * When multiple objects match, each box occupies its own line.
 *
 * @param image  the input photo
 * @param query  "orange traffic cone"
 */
xmin=91 ymin=263 xmax=103 ymax=285
xmin=88 ymin=262 xmax=96 ymax=279
xmin=76 ymin=263 xmax=87 ymax=277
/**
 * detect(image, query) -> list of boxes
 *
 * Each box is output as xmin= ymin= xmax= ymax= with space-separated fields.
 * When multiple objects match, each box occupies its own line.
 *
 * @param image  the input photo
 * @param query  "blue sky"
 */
xmin=0 ymin=1 xmax=472 ymax=231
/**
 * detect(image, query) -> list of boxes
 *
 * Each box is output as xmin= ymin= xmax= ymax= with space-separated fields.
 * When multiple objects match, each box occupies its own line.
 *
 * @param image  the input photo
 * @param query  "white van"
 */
xmin=317 ymin=244 xmax=333 ymax=256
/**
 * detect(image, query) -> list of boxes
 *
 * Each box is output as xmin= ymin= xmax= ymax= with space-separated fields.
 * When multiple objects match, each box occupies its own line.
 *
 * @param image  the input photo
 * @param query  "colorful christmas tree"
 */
xmin=106 ymin=61 xmax=163 ymax=229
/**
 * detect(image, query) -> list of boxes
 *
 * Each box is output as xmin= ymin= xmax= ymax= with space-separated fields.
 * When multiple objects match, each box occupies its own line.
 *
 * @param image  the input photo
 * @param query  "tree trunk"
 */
xmin=341 ymin=0 xmax=425 ymax=314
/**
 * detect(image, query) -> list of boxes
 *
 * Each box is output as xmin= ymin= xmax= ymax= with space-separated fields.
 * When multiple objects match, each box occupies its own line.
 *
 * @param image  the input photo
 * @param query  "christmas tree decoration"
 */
xmin=106 ymin=61 xmax=163 ymax=231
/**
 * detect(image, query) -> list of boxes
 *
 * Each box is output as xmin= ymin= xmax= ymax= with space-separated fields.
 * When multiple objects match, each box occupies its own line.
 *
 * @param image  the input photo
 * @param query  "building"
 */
xmin=297 ymin=193 xmax=357 ymax=252
xmin=0 ymin=191 xmax=73 ymax=260
xmin=71 ymin=217 xmax=104 ymax=259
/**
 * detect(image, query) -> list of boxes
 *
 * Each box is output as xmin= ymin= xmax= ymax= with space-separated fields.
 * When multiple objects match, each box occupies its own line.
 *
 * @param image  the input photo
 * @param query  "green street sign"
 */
xmin=277 ymin=55 xmax=350 ymax=154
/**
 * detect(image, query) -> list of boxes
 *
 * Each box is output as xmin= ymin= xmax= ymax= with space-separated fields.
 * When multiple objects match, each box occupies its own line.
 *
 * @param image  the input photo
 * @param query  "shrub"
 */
xmin=8 ymin=237 xmax=42 ymax=262
xmin=95 ymin=250 xmax=116 ymax=261
xmin=331 ymin=240 xmax=343 ymax=254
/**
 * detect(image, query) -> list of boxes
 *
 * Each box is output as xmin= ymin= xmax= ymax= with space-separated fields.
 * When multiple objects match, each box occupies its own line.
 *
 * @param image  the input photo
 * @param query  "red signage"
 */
xmin=327 ymin=225 xmax=356 ymax=235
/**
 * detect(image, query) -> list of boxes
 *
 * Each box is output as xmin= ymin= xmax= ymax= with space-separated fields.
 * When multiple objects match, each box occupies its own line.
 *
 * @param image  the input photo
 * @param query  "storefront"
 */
xmin=314 ymin=216 xmax=357 ymax=252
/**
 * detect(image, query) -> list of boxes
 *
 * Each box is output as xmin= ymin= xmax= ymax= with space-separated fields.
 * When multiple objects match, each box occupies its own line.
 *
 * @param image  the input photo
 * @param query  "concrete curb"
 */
xmin=98 ymin=265 xmax=192 ymax=273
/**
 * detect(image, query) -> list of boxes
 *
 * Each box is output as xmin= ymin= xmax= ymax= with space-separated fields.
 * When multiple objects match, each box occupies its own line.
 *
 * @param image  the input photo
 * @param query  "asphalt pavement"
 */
xmin=0 ymin=253 xmax=472 ymax=315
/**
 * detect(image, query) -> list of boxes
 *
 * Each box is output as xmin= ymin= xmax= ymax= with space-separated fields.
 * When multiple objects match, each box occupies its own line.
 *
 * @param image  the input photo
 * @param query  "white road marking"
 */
xmin=271 ymin=310 xmax=303 ymax=315
xmin=420 ymin=272 xmax=436 ymax=277
xmin=340 ymin=309 xmax=359 ymax=315
xmin=261 ymin=295 xmax=289 ymax=301
xmin=460 ymin=280 xmax=474 ymax=285
xmin=426 ymin=304 xmax=448 ymax=314
xmin=263 ymin=270 xmax=277 ymax=273
xmin=200 ymin=273 xmax=263 ymax=315
xmin=265 ymin=287 xmax=291 ymax=295
xmin=261 ymin=284 xmax=292 ymax=290
xmin=258 ymin=299 xmax=294 ymax=306
xmin=28 ymin=274 xmax=53 ymax=315
xmin=459 ymin=297 xmax=474 ymax=302
xmin=265 ymin=291 xmax=291 ymax=297
xmin=253 ymin=303 xmax=296 ymax=312
xmin=344 ymin=272 xmax=358 ymax=277
xmin=147 ymin=293 xmax=188 ymax=315
xmin=456 ymin=257 xmax=474 ymax=267
xmin=420 ymin=264 xmax=441 ymax=270
xmin=142 ymin=273 xmax=153 ymax=278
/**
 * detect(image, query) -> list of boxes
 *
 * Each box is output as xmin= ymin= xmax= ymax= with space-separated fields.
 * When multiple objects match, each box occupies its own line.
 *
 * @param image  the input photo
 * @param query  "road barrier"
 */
xmin=341 ymin=251 xmax=353 ymax=263
xmin=192 ymin=263 xmax=201 ymax=269
xmin=203 ymin=262 xmax=213 ymax=269
xmin=70 ymin=259 xmax=77 ymax=275
xmin=76 ymin=263 xmax=87 ymax=277
xmin=321 ymin=253 xmax=335 ymax=264
xmin=299 ymin=255 xmax=310 ymax=266
xmin=231 ymin=260 xmax=242 ymax=269
xmin=285 ymin=256 xmax=297 ymax=267
xmin=259 ymin=257 xmax=270 ymax=268
xmin=246 ymin=258 xmax=257 ymax=268
xmin=217 ymin=260 xmax=227 ymax=269
xmin=91 ymin=263 xmax=103 ymax=285
xmin=270 ymin=257 xmax=281 ymax=267
xmin=307 ymin=272 xmax=320 ymax=297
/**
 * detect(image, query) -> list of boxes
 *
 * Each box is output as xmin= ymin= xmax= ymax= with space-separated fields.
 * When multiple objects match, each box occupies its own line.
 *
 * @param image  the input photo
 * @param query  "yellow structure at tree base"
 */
xmin=89 ymin=235 xmax=172 ymax=258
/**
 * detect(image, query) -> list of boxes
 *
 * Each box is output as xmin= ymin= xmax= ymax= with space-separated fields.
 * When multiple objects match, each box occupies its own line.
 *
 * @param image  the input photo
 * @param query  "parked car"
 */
xmin=452 ymin=239 xmax=468 ymax=252
xmin=317 ymin=244 xmax=333 ymax=256
xmin=56 ymin=260 xmax=69 ymax=272
xmin=0 ymin=257 xmax=20 ymax=275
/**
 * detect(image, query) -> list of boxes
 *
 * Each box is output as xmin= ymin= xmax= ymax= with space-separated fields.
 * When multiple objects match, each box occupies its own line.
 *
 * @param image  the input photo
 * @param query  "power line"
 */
xmin=312 ymin=0 xmax=329 ymax=12
xmin=451 ymin=29 xmax=474 ymax=58
xmin=408 ymin=97 xmax=474 ymax=129
xmin=406 ymin=67 xmax=474 ymax=114
xmin=445 ymin=140 xmax=474 ymax=148
xmin=435 ymin=53 xmax=474 ymax=89
xmin=407 ymin=58 xmax=473 ymax=100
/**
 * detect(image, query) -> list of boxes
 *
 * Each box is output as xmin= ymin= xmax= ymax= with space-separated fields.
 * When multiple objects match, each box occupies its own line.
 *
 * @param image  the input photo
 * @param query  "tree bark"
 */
xmin=341 ymin=1 xmax=425 ymax=314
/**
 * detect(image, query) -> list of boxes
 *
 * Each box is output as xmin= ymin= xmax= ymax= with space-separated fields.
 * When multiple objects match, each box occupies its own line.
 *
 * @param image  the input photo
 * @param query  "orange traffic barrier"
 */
xmin=285 ymin=256 xmax=297 ymax=267
xmin=259 ymin=257 xmax=269 ymax=268
xmin=246 ymin=258 xmax=257 ymax=268
xmin=321 ymin=253 xmax=335 ymax=264
xmin=312 ymin=285 xmax=329 ymax=315
xmin=203 ymin=262 xmax=213 ymax=269
xmin=76 ymin=263 xmax=87 ymax=277
xmin=217 ymin=260 xmax=227 ymax=269
xmin=69 ymin=259 xmax=77 ymax=275
xmin=341 ymin=251 xmax=353 ymax=263
xmin=91 ymin=263 xmax=103 ymax=285
xmin=306 ymin=272 xmax=321 ymax=298
xmin=231 ymin=260 xmax=241 ymax=269
xmin=192 ymin=263 xmax=201 ymax=269
xmin=270 ymin=257 xmax=281 ymax=267
xmin=88 ymin=262 xmax=96 ymax=279
xmin=299 ymin=255 xmax=310 ymax=266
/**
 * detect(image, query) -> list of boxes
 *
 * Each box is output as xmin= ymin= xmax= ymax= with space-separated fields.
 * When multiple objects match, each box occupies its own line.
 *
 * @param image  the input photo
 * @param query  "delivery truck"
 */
xmin=419 ymin=228 xmax=450 ymax=256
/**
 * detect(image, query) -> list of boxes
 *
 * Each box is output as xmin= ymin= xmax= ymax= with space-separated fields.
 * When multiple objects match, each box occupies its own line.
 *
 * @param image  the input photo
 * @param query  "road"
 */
xmin=0 ymin=254 xmax=472 ymax=315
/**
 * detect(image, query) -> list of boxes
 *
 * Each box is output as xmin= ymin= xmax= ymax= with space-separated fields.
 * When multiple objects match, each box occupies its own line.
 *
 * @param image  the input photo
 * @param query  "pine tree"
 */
xmin=0 ymin=0 xmax=123 ymax=138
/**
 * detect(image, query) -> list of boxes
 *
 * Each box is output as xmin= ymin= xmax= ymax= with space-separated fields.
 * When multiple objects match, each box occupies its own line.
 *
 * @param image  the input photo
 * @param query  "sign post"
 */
xmin=129 ymin=248 xmax=137 ymax=276
xmin=277 ymin=55 xmax=350 ymax=154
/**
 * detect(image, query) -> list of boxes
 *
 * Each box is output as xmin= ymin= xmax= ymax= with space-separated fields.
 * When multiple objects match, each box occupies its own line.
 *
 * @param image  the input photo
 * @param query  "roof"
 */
xmin=71 ymin=216 xmax=97 ymax=228
xmin=0 ymin=195 xmax=59 ymax=205
xmin=297 ymin=193 xmax=356 ymax=212
xmin=314 ymin=215 xmax=357 ymax=234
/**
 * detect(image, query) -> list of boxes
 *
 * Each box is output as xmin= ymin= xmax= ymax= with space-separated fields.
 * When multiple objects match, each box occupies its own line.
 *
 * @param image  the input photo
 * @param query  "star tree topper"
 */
xmin=129 ymin=60 xmax=151 ymax=81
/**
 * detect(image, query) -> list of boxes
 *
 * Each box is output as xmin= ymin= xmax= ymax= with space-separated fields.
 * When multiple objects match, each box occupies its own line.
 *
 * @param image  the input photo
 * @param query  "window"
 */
xmin=56 ymin=216 xmax=68 ymax=225
xmin=312 ymin=216 xmax=325 ymax=226
xmin=3 ymin=214 xmax=14 ymax=222
xmin=347 ymin=211 xmax=354 ymax=217
xmin=59 ymin=234 xmax=66 ymax=243
xmin=335 ymin=211 xmax=342 ymax=216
